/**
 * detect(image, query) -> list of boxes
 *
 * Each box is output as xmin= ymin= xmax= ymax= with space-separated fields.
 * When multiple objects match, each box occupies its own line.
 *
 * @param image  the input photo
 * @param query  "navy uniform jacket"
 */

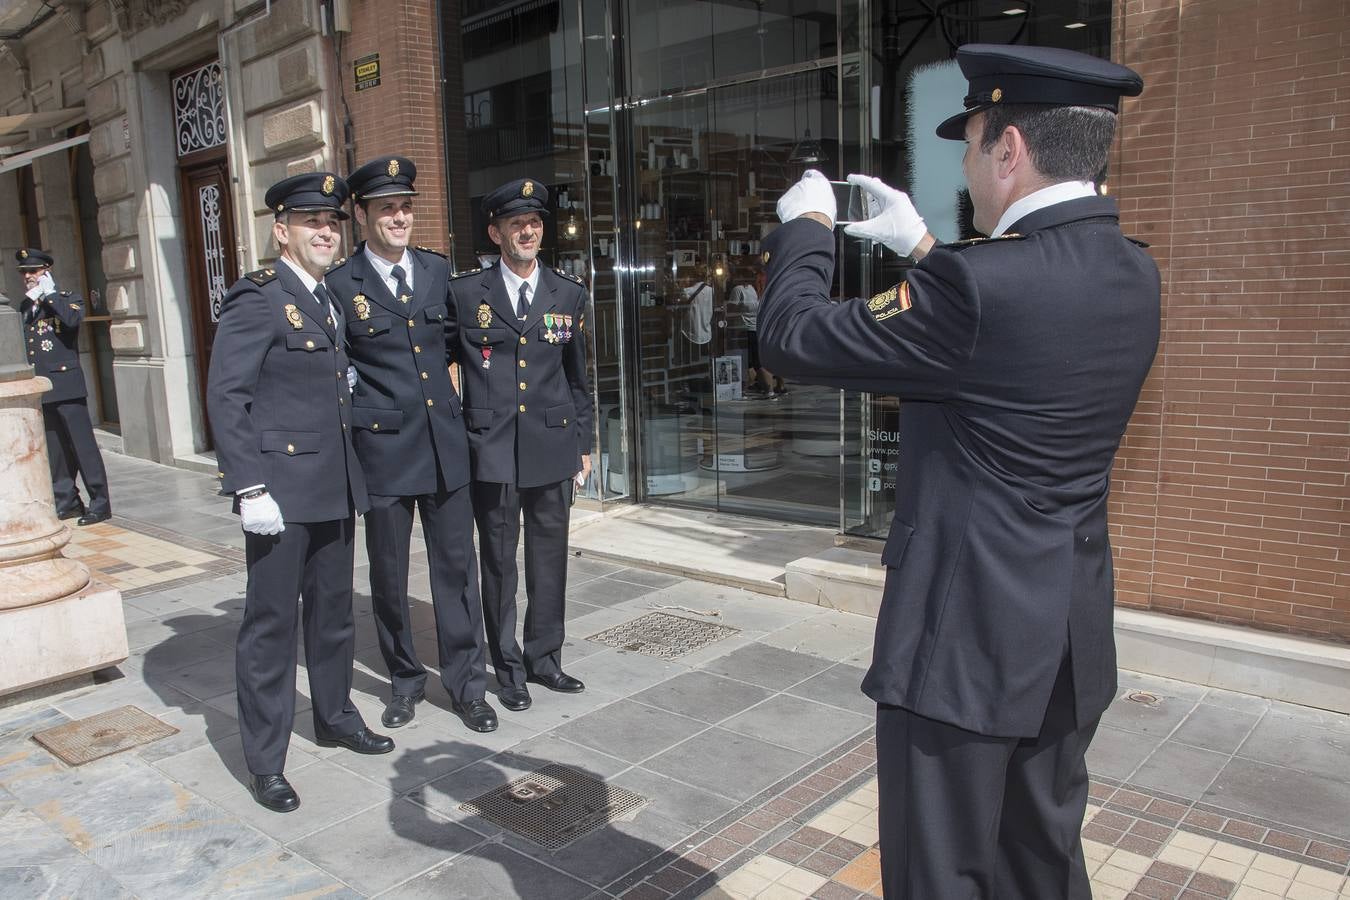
xmin=758 ymin=196 xmax=1160 ymax=737
xmin=448 ymin=264 xmax=593 ymax=488
xmin=207 ymin=263 xmax=369 ymax=523
xmin=22 ymin=289 xmax=88 ymax=404
xmin=325 ymin=245 xmax=469 ymax=496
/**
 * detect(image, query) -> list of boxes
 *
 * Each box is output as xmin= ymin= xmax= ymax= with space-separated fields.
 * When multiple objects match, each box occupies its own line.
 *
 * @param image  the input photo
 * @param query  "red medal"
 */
xmin=481 ymin=347 xmax=492 ymax=369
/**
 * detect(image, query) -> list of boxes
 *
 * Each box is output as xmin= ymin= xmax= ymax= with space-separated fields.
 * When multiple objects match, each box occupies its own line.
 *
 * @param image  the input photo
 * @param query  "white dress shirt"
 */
xmin=991 ymin=181 xmax=1097 ymax=238
xmin=363 ymin=246 xmax=414 ymax=297
xmin=499 ymin=260 xmax=541 ymax=315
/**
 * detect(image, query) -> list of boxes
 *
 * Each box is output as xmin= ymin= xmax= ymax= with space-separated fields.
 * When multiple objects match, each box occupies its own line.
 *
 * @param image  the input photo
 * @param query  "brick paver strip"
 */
xmin=1184 ymin=872 xmax=1235 ymax=896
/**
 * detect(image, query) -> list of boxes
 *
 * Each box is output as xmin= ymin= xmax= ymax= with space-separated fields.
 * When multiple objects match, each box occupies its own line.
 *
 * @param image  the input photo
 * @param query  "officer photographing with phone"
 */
xmin=759 ymin=45 xmax=1158 ymax=898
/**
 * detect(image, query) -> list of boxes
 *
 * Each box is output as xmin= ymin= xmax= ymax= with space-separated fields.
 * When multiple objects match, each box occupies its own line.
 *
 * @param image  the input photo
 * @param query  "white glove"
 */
xmin=347 ymin=366 xmax=358 ymax=392
xmin=240 ymin=492 xmax=285 ymax=535
xmin=26 ymin=273 xmax=55 ymax=301
xmin=776 ymin=169 xmax=836 ymax=228
xmin=843 ymin=174 xmax=928 ymax=257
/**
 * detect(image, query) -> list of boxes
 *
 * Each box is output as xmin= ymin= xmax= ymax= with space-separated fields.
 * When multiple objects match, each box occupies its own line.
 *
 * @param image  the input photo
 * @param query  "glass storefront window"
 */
xmin=442 ymin=0 xmax=1109 ymax=533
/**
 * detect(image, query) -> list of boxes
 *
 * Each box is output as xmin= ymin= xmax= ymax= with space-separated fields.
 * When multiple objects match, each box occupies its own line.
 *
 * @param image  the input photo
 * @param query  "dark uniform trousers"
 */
xmin=43 ymin=400 xmax=110 ymax=516
xmin=876 ymin=656 xmax=1099 ymax=900
xmin=471 ymin=480 xmax=570 ymax=687
xmin=365 ymin=484 xmax=486 ymax=703
xmin=239 ymin=516 xmax=364 ymax=776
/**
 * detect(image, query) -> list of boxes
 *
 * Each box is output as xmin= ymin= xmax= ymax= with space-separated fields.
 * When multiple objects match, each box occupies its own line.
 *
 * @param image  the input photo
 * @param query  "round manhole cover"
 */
xmin=1124 ymin=690 xmax=1161 ymax=706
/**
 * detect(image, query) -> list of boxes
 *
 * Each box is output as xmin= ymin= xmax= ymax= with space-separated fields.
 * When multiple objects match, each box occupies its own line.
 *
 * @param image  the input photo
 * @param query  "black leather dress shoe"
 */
xmin=452 ymin=698 xmax=499 ymax=733
xmin=249 ymin=773 xmax=299 ymax=813
xmin=381 ymin=691 xmax=424 ymax=728
xmin=56 ymin=506 xmax=85 ymax=521
xmin=76 ymin=510 xmax=112 ymax=527
xmin=498 ymin=686 xmax=532 ymax=711
xmin=527 ymin=672 xmax=585 ymax=694
xmin=319 ymin=727 xmax=395 ymax=754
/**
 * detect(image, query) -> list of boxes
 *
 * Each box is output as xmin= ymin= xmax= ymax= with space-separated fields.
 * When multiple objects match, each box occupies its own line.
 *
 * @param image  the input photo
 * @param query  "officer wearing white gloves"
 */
xmin=759 ymin=44 xmax=1156 ymax=899
xmin=207 ymin=172 xmax=393 ymax=815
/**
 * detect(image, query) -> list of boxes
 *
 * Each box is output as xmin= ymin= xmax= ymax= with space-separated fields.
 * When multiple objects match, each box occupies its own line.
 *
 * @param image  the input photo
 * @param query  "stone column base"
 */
xmin=0 ymin=582 xmax=129 ymax=698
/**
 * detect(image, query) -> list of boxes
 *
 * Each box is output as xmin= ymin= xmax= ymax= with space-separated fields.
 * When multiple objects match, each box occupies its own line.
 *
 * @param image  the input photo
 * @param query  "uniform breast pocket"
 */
xmin=260 ymin=430 xmax=321 ymax=455
xmin=422 ymin=304 xmax=447 ymax=324
xmin=285 ymin=332 xmax=329 ymax=353
xmin=349 ymin=316 xmax=393 ymax=339
xmin=466 ymin=328 xmax=506 ymax=348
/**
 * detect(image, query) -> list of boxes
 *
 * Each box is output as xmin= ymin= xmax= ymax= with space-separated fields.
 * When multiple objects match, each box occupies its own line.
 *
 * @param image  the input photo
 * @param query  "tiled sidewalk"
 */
xmin=2 ymin=450 xmax=1348 ymax=899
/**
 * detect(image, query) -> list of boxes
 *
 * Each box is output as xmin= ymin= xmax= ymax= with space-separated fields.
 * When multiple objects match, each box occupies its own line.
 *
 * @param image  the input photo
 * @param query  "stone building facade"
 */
xmin=0 ymin=0 xmax=339 ymax=463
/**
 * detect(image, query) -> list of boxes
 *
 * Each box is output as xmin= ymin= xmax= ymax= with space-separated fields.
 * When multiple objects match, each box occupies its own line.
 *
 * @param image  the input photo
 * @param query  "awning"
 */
xmin=0 ymin=133 xmax=91 ymax=176
xmin=0 ymin=107 xmax=86 ymax=136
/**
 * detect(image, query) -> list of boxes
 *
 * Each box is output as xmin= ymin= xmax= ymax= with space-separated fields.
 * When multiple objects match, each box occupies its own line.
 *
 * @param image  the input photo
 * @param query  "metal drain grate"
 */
xmin=459 ymin=764 xmax=647 ymax=849
xmin=32 ymin=705 xmax=179 ymax=766
xmin=586 ymin=612 xmax=739 ymax=660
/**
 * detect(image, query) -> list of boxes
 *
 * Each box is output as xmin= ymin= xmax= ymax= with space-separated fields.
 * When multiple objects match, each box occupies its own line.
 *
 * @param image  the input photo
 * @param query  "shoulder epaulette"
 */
xmin=450 ymin=268 xmax=481 ymax=280
xmin=554 ymin=267 xmax=585 ymax=285
xmin=415 ymin=245 xmax=447 ymax=259
xmin=246 ymin=268 xmax=278 ymax=286
xmin=59 ymin=290 xmax=72 ymax=297
xmin=1125 ymin=236 xmax=1151 ymax=249
xmin=326 ymin=256 xmax=348 ymax=273
xmin=942 ymin=233 xmax=1026 ymax=251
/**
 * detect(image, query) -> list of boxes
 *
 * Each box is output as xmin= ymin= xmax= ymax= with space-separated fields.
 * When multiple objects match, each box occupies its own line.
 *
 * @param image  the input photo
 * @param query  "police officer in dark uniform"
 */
xmin=16 ymin=249 xmax=111 ymax=525
xmin=759 ymin=45 xmax=1156 ymax=899
xmin=448 ymin=178 xmax=593 ymax=711
xmin=326 ymin=155 xmax=496 ymax=734
xmin=208 ymin=173 xmax=393 ymax=814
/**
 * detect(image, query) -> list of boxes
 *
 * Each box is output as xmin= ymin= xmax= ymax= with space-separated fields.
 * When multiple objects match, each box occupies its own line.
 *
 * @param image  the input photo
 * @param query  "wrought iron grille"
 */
xmin=199 ymin=183 xmax=227 ymax=322
xmin=174 ymin=61 xmax=226 ymax=156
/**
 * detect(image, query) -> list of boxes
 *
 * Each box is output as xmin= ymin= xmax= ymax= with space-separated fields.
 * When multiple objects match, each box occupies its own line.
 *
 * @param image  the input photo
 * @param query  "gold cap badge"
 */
xmin=388 ymin=159 xmax=399 ymax=177
xmin=18 ymin=250 xmax=27 ymax=259
xmin=276 ymin=204 xmax=285 ymax=212
xmin=522 ymin=180 xmax=534 ymax=198
xmin=991 ymin=88 xmax=1003 ymax=103
xmin=322 ymin=175 xmax=335 ymax=194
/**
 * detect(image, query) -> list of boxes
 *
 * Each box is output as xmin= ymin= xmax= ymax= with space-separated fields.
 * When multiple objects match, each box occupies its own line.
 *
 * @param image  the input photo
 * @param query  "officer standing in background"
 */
xmin=208 ymin=173 xmax=393 ymax=814
xmin=326 ymin=155 xmax=497 ymax=734
xmin=16 ymin=249 xmax=111 ymax=525
xmin=448 ymin=178 xmax=593 ymax=712
xmin=759 ymin=46 xmax=1156 ymax=898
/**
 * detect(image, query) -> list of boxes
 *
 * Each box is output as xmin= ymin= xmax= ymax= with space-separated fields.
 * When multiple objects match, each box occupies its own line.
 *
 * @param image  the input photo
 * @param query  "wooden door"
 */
xmin=180 ymin=157 xmax=237 ymax=449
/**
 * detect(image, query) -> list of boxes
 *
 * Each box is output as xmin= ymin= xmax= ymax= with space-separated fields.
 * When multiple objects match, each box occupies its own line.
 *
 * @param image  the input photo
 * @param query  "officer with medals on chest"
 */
xmin=207 ymin=173 xmax=394 ymax=814
xmin=448 ymin=178 xmax=593 ymax=711
xmin=16 ymin=249 xmax=112 ymax=525
xmin=325 ymin=156 xmax=497 ymax=734
xmin=759 ymin=46 xmax=1158 ymax=898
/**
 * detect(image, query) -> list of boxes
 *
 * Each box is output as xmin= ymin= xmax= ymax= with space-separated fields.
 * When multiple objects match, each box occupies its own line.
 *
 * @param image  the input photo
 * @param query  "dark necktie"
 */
xmin=314 ymin=283 xmax=342 ymax=333
xmin=516 ymin=282 xmax=530 ymax=320
xmin=391 ymin=265 xmax=411 ymax=304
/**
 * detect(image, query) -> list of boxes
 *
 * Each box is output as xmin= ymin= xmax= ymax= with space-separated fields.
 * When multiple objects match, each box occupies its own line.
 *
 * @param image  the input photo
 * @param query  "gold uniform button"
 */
xmin=426 ymin=399 xmax=435 ymax=407
xmin=519 ymin=382 xmax=527 ymax=390
xmin=305 ymin=340 xmax=315 ymax=349
xmin=563 ymin=418 xmax=568 ymax=425
xmin=217 ymin=471 xmax=225 ymax=478
xmin=59 ymin=365 xmax=67 ymax=371
xmin=519 ymin=404 xmax=526 ymax=413
xmin=408 ymin=319 xmax=415 ymax=327
xmin=286 ymin=443 xmax=295 ymax=453
xmin=372 ymin=423 xmax=380 ymax=430
xmin=368 ymin=327 xmax=375 ymax=334
xmin=518 ymin=360 xmax=526 ymax=368
xmin=413 ymin=345 xmax=422 ymax=353
xmin=481 ymin=335 xmax=489 ymax=343
xmin=519 ymin=336 xmax=527 ymax=345
xmin=421 ymin=372 xmax=429 ymax=380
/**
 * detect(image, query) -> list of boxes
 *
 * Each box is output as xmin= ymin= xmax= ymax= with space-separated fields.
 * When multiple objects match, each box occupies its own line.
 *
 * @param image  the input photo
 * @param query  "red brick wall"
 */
xmin=1114 ymin=0 xmax=1350 ymax=641
xmin=338 ymin=0 xmax=450 ymax=253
